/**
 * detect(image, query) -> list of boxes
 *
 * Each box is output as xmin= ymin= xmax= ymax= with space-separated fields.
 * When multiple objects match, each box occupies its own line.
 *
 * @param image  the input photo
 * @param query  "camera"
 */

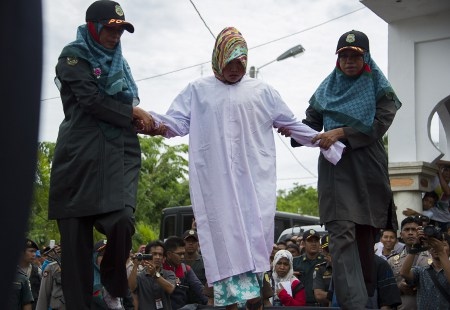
xmin=134 ymin=253 xmax=153 ymax=261
xmin=423 ymin=225 xmax=443 ymax=240
xmin=409 ymin=224 xmax=443 ymax=254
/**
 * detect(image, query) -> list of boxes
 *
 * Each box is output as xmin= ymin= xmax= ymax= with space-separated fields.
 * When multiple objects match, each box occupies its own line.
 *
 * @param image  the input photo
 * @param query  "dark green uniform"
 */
xmin=293 ymin=254 xmax=325 ymax=306
xmin=8 ymin=268 xmax=34 ymax=310
xmin=313 ymin=261 xmax=332 ymax=306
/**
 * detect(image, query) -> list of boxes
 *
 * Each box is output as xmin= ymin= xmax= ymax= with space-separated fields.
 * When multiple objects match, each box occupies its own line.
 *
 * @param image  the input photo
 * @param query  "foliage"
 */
xmin=276 ymin=184 xmax=319 ymax=216
xmin=29 ymin=136 xmax=190 ymax=248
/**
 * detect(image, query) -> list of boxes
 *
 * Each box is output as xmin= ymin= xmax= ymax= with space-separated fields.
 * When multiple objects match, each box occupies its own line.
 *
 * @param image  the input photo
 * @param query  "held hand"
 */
xmin=276 ymin=126 xmax=292 ymax=137
xmin=143 ymin=260 xmax=157 ymax=277
xmin=311 ymin=128 xmax=345 ymax=150
xmin=132 ymin=107 xmax=155 ymax=132
xmin=136 ymin=122 xmax=168 ymax=136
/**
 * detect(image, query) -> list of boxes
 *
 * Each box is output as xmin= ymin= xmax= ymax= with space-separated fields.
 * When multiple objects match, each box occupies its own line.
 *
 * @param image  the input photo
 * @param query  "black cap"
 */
xmin=86 ymin=0 xmax=134 ymax=33
xmin=303 ymin=229 xmax=320 ymax=241
xmin=336 ymin=30 xmax=369 ymax=54
xmin=183 ymin=229 xmax=199 ymax=241
xmin=25 ymin=239 xmax=39 ymax=250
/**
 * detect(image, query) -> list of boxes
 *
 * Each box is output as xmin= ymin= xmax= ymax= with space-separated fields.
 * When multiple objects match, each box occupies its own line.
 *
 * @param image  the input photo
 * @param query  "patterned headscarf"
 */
xmin=59 ymin=23 xmax=139 ymax=106
xmin=272 ymin=250 xmax=296 ymax=288
xmin=212 ymin=27 xmax=248 ymax=83
xmin=309 ymin=52 xmax=401 ymax=135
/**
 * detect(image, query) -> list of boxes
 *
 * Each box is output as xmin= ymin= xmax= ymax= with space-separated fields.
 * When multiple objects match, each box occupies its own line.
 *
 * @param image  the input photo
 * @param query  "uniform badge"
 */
xmin=264 ymin=273 xmax=270 ymax=283
xmin=66 ymin=57 xmax=78 ymax=66
xmin=346 ymin=34 xmax=356 ymax=43
xmin=43 ymin=270 xmax=49 ymax=278
xmin=427 ymin=258 xmax=432 ymax=265
xmin=115 ymin=5 xmax=124 ymax=16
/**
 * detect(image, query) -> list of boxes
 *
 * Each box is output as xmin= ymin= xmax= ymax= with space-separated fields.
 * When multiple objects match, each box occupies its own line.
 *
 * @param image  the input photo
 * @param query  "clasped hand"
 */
xmin=276 ymin=127 xmax=345 ymax=150
xmin=132 ymin=107 xmax=167 ymax=136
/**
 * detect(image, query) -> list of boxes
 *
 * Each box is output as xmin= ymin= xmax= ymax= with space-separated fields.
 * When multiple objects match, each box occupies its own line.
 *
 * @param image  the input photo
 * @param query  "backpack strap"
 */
xmin=292 ymin=280 xmax=304 ymax=297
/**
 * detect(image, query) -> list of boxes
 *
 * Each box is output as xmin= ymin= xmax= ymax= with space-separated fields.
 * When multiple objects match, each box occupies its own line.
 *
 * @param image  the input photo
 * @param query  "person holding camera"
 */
xmin=128 ymin=241 xmax=176 ymax=310
xmin=388 ymin=217 xmax=431 ymax=310
xmin=163 ymin=236 xmax=208 ymax=309
xmin=400 ymin=228 xmax=450 ymax=309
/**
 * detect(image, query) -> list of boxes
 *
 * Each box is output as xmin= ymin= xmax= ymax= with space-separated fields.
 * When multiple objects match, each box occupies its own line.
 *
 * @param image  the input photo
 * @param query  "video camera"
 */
xmin=133 ymin=253 xmax=153 ymax=261
xmin=409 ymin=224 xmax=444 ymax=254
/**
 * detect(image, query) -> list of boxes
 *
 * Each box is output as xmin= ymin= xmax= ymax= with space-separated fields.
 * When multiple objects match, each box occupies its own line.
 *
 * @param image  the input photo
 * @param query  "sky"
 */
xmin=40 ymin=0 xmax=389 ymax=191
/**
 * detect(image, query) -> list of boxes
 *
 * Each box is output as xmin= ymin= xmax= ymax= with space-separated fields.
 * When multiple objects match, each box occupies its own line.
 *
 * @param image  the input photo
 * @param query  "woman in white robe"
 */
xmin=143 ymin=27 xmax=343 ymax=309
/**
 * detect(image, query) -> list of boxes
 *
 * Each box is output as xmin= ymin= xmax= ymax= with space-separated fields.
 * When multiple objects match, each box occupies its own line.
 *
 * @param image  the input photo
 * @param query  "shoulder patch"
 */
xmin=66 ymin=57 xmax=78 ymax=66
xmin=43 ymin=270 xmax=49 ymax=278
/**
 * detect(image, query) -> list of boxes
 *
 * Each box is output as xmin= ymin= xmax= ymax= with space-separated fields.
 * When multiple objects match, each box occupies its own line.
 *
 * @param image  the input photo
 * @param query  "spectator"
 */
xmin=8 ymin=267 xmax=34 ymax=310
xmin=284 ymin=29 xmax=402 ymax=309
xmin=128 ymin=240 xmax=176 ymax=310
xmin=182 ymin=230 xmax=206 ymax=285
xmin=388 ymin=216 xmax=431 ymax=309
xmin=35 ymin=245 xmax=64 ymax=310
xmin=403 ymin=191 xmax=450 ymax=232
xmin=365 ymin=255 xmax=402 ymax=309
xmin=400 ymin=232 xmax=450 ymax=309
xmin=313 ymin=234 xmax=332 ymax=307
xmin=286 ymin=243 xmax=301 ymax=258
xmin=270 ymin=250 xmax=306 ymax=307
xmin=47 ymin=1 xmax=156 ymax=308
xmin=375 ymin=229 xmax=403 ymax=260
xmin=18 ymin=239 xmax=41 ymax=310
xmin=142 ymin=26 xmax=344 ymax=310
xmin=293 ymin=229 xmax=325 ymax=306
xmin=163 ymin=236 xmax=208 ymax=309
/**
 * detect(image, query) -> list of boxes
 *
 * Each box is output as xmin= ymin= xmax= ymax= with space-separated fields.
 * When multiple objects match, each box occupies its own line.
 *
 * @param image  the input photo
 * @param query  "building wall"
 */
xmin=387 ymin=9 xmax=450 ymax=163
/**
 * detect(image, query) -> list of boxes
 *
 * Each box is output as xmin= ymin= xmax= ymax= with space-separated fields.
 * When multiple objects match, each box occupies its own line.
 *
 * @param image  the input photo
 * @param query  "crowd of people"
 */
xmin=9 ymin=0 xmax=450 ymax=309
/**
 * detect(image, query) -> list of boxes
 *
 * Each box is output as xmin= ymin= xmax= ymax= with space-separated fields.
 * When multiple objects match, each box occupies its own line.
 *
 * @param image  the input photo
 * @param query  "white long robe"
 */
xmin=151 ymin=76 xmax=343 ymax=284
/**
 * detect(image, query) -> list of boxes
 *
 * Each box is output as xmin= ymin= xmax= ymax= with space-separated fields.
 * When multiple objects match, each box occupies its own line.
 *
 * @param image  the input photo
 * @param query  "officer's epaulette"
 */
xmin=314 ymin=261 xmax=327 ymax=269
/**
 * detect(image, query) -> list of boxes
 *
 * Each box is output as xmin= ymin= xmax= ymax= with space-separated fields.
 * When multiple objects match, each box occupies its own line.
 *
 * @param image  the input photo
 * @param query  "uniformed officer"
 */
xmin=293 ymin=229 xmax=325 ymax=306
xmin=18 ymin=239 xmax=41 ymax=310
xmin=388 ymin=216 xmax=432 ymax=310
xmin=36 ymin=260 xmax=65 ymax=310
xmin=8 ymin=267 xmax=34 ymax=310
xmin=313 ymin=234 xmax=333 ymax=306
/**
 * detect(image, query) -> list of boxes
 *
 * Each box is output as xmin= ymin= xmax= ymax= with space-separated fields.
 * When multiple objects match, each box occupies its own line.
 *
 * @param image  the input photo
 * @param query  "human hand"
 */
xmin=137 ymin=122 xmax=168 ymax=136
xmin=427 ymin=237 xmax=447 ymax=258
xmin=142 ymin=260 xmax=157 ymax=276
xmin=402 ymin=208 xmax=417 ymax=216
xmin=399 ymin=280 xmax=415 ymax=295
xmin=132 ymin=107 xmax=155 ymax=132
xmin=276 ymin=126 xmax=291 ymax=137
xmin=311 ymin=128 xmax=345 ymax=150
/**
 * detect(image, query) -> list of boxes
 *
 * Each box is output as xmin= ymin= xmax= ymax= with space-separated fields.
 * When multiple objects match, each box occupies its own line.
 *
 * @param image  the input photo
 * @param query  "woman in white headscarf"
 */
xmin=270 ymin=250 xmax=306 ymax=307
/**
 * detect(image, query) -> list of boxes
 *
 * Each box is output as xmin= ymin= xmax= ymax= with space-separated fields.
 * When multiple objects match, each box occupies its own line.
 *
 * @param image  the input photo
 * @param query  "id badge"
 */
xmin=155 ymin=298 xmax=163 ymax=309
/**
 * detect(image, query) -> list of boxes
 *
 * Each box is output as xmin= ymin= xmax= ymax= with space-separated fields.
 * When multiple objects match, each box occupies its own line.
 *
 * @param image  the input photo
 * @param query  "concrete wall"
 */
xmin=386 ymin=9 xmax=450 ymax=218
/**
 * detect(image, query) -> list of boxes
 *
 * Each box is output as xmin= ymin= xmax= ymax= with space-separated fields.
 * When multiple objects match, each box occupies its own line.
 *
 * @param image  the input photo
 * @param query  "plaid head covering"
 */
xmin=212 ymin=27 xmax=248 ymax=83
xmin=310 ymin=50 xmax=401 ymax=135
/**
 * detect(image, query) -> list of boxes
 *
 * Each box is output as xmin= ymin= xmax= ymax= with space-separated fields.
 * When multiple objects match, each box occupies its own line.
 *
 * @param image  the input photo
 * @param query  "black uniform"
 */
xmin=293 ymin=254 xmax=325 ymax=306
xmin=312 ymin=261 xmax=333 ymax=306
xmin=8 ymin=268 xmax=34 ymax=310
xmin=49 ymin=42 xmax=139 ymax=310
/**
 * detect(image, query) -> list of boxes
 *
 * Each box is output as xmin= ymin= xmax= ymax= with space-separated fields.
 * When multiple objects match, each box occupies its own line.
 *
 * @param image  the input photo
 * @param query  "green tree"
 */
xmin=29 ymin=136 xmax=190 ymax=249
xmin=276 ymin=184 xmax=319 ymax=216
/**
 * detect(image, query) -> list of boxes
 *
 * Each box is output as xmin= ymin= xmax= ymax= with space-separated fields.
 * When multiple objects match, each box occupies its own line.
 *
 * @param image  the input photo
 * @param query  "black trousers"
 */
xmin=58 ymin=206 xmax=135 ymax=310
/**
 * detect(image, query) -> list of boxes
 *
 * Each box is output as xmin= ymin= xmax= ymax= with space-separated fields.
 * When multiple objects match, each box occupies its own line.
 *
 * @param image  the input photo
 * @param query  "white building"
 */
xmin=361 ymin=0 xmax=450 ymax=221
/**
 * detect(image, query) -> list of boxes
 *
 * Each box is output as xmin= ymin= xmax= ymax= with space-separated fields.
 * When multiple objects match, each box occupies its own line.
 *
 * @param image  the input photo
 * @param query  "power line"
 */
xmin=250 ymin=6 xmax=366 ymax=50
xmin=189 ymin=0 xmax=216 ymax=40
xmin=41 ymin=6 xmax=366 ymax=102
xmin=276 ymin=132 xmax=317 ymax=178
